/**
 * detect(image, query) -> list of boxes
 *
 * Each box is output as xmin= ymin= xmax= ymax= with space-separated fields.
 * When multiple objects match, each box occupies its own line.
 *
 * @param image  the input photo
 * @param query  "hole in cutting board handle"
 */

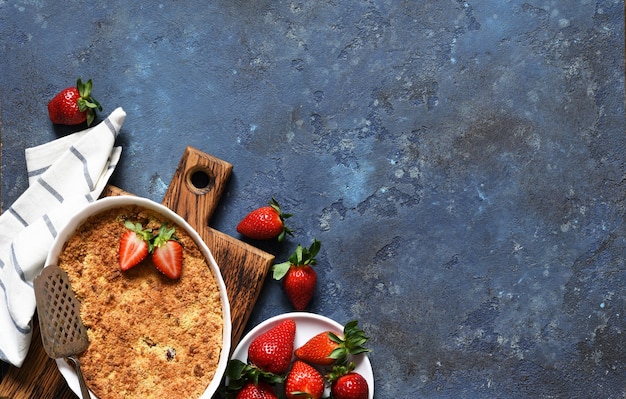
xmin=186 ymin=167 xmax=213 ymax=194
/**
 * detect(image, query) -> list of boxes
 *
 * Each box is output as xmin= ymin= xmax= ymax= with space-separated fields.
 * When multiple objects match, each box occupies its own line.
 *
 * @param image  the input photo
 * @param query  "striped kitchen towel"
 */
xmin=0 ymin=107 xmax=125 ymax=367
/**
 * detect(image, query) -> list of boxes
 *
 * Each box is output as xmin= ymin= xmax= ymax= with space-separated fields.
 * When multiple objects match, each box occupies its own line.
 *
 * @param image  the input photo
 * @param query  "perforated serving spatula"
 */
xmin=34 ymin=264 xmax=91 ymax=399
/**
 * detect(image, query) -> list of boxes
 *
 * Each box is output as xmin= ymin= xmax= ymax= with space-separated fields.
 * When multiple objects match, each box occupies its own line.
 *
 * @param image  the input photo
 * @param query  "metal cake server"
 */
xmin=34 ymin=264 xmax=91 ymax=399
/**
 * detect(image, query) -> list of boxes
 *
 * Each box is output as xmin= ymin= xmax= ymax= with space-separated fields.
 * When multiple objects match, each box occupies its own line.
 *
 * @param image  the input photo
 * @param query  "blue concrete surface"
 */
xmin=1 ymin=1 xmax=625 ymax=397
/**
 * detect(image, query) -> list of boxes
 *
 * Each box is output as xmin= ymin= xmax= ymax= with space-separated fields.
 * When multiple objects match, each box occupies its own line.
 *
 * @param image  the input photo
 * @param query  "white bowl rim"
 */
xmin=45 ymin=195 xmax=232 ymax=399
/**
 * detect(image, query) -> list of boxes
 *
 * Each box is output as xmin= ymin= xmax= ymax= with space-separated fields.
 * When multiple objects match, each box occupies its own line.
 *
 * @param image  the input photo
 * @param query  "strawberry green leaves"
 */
xmin=272 ymin=239 xmax=320 ymax=280
xmin=75 ymin=78 xmax=102 ymax=126
xmin=273 ymin=240 xmax=321 ymax=310
xmin=119 ymin=220 xmax=183 ymax=279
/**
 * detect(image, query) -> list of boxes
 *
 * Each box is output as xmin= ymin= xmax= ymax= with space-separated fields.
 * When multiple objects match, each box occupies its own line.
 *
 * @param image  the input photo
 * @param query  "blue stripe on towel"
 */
xmin=7 ymin=207 xmax=28 ymax=228
xmin=0 ymin=279 xmax=32 ymax=335
xmin=27 ymin=165 xmax=49 ymax=179
xmin=42 ymin=214 xmax=57 ymax=238
xmin=37 ymin=178 xmax=64 ymax=203
xmin=10 ymin=244 xmax=31 ymax=286
xmin=104 ymin=117 xmax=116 ymax=138
xmin=69 ymin=146 xmax=94 ymax=191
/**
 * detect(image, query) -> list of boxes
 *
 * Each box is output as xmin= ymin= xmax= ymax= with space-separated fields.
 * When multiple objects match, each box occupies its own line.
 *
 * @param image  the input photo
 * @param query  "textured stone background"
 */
xmin=1 ymin=1 xmax=625 ymax=397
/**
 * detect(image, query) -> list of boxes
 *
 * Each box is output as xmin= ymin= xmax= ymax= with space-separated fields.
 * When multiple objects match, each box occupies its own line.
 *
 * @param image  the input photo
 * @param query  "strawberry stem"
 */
xmin=124 ymin=221 xmax=179 ymax=253
xmin=124 ymin=220 xmax=155 ymax=242
xmin=220 ymin=359 xmax=284 ymax=397
xmin=272 ymin=239 xmax=321 ymax=280
xmin=76 ymin=78 xmax=102 ymax=126
xmin=327 ymin=320 xmax=371 ymax=365
xmin=269 ymin=197 xmax=293 ymax=242
xmin=152 ymin=223 xmax=178 ymax=250
xmin=326 ymin=362 xmax=356 ymax=383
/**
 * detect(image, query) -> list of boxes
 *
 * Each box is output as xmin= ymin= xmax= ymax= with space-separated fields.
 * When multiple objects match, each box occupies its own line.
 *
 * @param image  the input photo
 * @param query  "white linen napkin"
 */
xmin=0 ymin=107 xmax=125 ymax=367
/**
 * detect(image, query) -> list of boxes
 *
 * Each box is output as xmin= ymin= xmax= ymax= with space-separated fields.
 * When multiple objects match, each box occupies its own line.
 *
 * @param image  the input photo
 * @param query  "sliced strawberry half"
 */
xmin=119 ymin=221 xmax=152 ymax=271
xmin=152 ymin=224 xmax=183 ymax=279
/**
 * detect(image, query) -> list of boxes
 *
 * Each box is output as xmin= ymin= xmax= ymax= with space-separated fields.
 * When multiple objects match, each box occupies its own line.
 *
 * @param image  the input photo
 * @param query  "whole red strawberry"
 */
xmin=247 ymin=319 xmax=296 ymax=375
xmin=273 ymin=240 xmax=320 ymax=310
xmin=295 ymin=320 xmax=370 ymax=366
xmin=237 ymin=198 xmax=292 ymax=242
xmin=235 ymin=381 xmax=277 ymax=399
xmin=47 ymin=78 xmax=102 ymax=126
xmin=330 ymin=370 xmax=369 ymax=399
xmin=284 ymin=360 xmax=325 ymax=399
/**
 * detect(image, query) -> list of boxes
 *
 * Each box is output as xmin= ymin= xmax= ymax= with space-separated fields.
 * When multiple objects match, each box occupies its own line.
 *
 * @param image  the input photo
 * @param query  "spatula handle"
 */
xmin=67 ymin=356 xmax=90 ymax=399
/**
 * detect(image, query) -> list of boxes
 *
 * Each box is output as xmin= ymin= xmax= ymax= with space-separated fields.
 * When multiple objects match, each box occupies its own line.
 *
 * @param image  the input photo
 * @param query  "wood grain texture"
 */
xmin=162 ymin=146 xmax=233 ymax=227
xmin=0 ymin=147 xmax=274 ymax=399
xmin=200 ymin=227 xmax=273 ymax=345
xmin=161 ymin=147 xmax=275 ymax=346
xmin=0 ymin=317 xmax=75 ymax=399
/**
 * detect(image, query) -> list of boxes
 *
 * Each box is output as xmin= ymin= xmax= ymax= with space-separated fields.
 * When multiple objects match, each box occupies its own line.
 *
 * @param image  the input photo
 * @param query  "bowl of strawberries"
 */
xmin=224 ymin=312 xmax=374 ymax=399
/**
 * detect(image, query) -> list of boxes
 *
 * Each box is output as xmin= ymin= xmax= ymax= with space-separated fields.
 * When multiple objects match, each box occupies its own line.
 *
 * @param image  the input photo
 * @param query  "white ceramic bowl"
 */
xmin=44 ymin=195 xmax=232 ymax=399
xmin=231 ymin=312 xmax=374 ymax=399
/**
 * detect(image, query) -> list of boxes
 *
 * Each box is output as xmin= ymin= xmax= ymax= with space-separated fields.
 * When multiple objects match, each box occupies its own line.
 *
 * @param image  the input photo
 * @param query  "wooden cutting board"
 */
xmin=0 ymin=146 xmax=274 ymax=399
